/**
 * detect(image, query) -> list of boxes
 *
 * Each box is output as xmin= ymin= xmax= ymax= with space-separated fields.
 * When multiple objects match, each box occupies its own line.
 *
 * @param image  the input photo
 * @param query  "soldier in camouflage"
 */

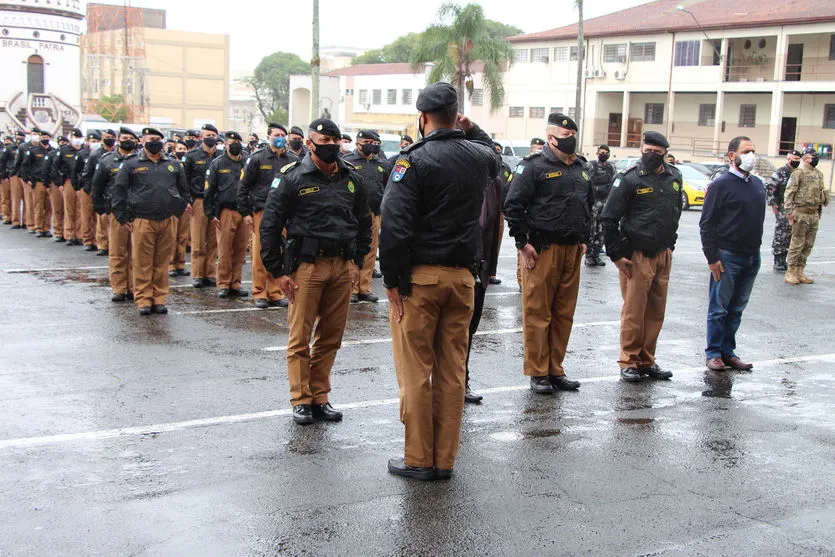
xmin=765 ymin=149 xmax=800 ymax=271
xmin=784 ymin=148 xmax=830 ymax=285
xmin=585 ymin=144 xmax=616 ymax=266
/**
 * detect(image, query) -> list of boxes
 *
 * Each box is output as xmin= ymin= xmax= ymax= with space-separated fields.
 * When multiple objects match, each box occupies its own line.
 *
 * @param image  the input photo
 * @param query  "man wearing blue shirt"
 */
xmin=699 ymin=136 xmax=765 ymax=372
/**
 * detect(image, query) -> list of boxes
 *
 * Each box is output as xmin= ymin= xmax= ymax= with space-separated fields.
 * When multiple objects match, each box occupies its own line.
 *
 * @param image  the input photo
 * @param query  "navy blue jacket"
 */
xmin=699 ymin=169 xmax=766 ymax=263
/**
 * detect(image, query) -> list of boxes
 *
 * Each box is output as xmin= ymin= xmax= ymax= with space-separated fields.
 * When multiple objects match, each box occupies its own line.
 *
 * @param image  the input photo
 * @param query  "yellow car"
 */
xmin=677 ymin=164 xmax=711 ymax=210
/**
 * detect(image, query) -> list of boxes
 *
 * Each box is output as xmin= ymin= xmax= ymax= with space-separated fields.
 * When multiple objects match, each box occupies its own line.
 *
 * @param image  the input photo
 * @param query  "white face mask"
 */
xmin=30 ymin=134 xmax=40 ymax=143
xmin=71 ymin=137 xmax=85 ymax=148
xmin=90 ymin=142 xmax=102 ymax=151
xmin=736 ymin=152 xmax=756 ymax=173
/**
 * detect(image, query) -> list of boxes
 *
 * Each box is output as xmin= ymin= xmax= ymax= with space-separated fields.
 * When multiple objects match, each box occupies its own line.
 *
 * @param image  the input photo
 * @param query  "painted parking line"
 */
xmin=1 ymin=351 xmax=832 ymax=451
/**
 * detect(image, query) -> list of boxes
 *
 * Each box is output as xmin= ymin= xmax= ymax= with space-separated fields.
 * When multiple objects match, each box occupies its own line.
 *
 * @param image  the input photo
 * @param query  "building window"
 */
xmin=509 ymin=106 xmax=524 ymax=118
xmin=568 ymin=107 xmax=577 ymax=119
xmin=471 ymin=89 xmax=483 ymax=106
xmin=698 ymin=104 xmax=716 ymax=127
xmin=529 ymin=107 xmax=545 ymax=119
xmin=402 ymin=89 xmax=412 ymax=105
xmin=344 ymin=89 xmax=353 ymax=96
xmin=674 ymin=40 xmax=700 ymax=66
xmin=739 ymin=104 xmax=756 ymax=127
xmin=387 ymin=89 xmax=397 ymax=105
xmin=630 ymin=42 xmax=656 ymax=62
xmin=372 ymin=89 xmax=382 ymax=104
xmin=549 ymin=107 xmax=563 ymax=116
xmin=358 ymin=90 xmax=368 ymax=105
xmin=569 ymin=46 xmax=585 ymax=61
xmin=830 ymin=35 xmax=835 ymax=61
xmin=513 ymin=49 xmax=529 ymax=63
xmin=531 ymin=48 xmax=549 ymax=63
xmin=823 ymin=104 xmax=835 ymax=129
xmin=604 ymin=43 xmax=627 ymax=63
xmin=553 ymin=47 xmax=568 ymax=61
xmin=645 ymin=103 xmax=664 ymax=125
xmin=27 ymin=54 xmax=44 ymax=95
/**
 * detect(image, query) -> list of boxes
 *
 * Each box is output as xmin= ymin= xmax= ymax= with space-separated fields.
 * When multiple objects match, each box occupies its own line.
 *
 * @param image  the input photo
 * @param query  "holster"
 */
xmin=284 ymin=237 xmax=301 ymax=275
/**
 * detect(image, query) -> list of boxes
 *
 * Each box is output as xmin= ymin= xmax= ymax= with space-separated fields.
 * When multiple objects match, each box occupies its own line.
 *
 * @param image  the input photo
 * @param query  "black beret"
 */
xmin=665 ymin=153 xmax=675 ymax=159
xmin=201 ymin=123 xmax=219 ymax=134
xmin=289 ymin=126 xmax=305 ymax=137
xmin=530 ymin=137 xmax=545 ymax=146
xmin=598 ymin=144 xmax=611 ymax=151
xmin=642 ymin=131 xmax=669 ymax=149
xmin=71 ymin=128 xmax=83 ymax=138
xmin=225 ymin=131 xmax=243 ymax=141
xmin=87 ymin=131 xmax=101 ymax=140
xmin=788 ymin=149 xmax=802 ymax=157
xmin=142 ymin=127 xmax=164 ymax=138
xmin=186 ymin=129 xmax=199 ymax=137
xmin=356 ymin=130 xmax=380 ymax=142
xmin=268 ymin=123 xmax=287 ymax=135
xmin=39 ymin=129 xmax=53 ymax=137
xmin=308 ymin=118 xmax=341 ymax=139
xmin=32 ymin=127 xmax=47 ymax=135
xmin=57 ymin=136 xmax=68 ymax=142
xmin=547 ymin=113 xmax=577 ymax=131
xmin=4 ymin=136 xmax=13 ymax=141
xmin=802 ymin=147 xmax=818 ymax=156
xmin=401 ymin=134 xmax=414 ymax=143
xmin=102 ymin=129 xmax=116 ymax=137
xmin=175 ymin=140 xmax=188 ymax=147
xmin=119 ymin=126 xmax=139 ymax=139
xmin=416 ymin=82 xmax=458 ymax=112
xmin=15 ymin=130 xmax=26 ymax=136
xmin=340 ymin=133 xmax=351 ymax=141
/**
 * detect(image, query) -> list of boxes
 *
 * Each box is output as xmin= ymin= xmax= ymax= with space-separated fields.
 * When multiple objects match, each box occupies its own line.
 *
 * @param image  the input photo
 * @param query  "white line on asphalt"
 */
xmin=1 ymin=352 xmax=832 ymax=450
xmin=4 ymin=265 xmax=110 ymax=273
xmin=169 ymin=280 xmax=253 ymax=290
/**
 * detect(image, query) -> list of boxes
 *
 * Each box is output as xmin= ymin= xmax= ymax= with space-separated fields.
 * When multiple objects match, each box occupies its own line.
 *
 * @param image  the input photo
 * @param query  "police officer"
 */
xmin=601 ymin=131 xmax=681 ymax=382
xmin=387 ymin=134 xmax=414 ymax=165
xmin=7 ymin=131 xmax=26 ymax=229
xmin=22 ymin=128 xmax=56 ymax=238
xmin=286 ymin=126 xmax=307 ymax=159
xmin=529 ymin=137 xmax=545 ymax=154
xmin=585 ymin=144 xmax=616 ymax=267
xmin=784 ymin=147 xmax=830 ymax=285
xmin=183 ymin=123 xmax=222 ymax=288
xmin=380 ymin=82 xmax=499 ymax=480
xmin=0 ymin=136 xmax=13 ymax=224
xmin=340 ymin=133 xmax=353 ymax=155
xmin=505 ymin=113 xmax=590 ymax=394
xmin=204 ymin=131 xmax=250 ymax=298
xmin=75 ymin=131 xmax=98 ymax=249
xmin=260 ymin=118 xmax=372 ymax=425
xmin=765 ymin=149 xmax=801 ymax=271
xmin=239 ymin=123 xmax=296 ymax=308
xmin=15 ymin=128 xmax=39 ymax=233
xmin=168 ymin=139 xmax=191 ymax=276
xmin=83 ymin=128 xmax=117 ymax=255
xmin=111 ymin=127 xmax=192 ymax=315
xmin=488 ymin=141 xmax=512 ymax=286
xmin=91 ymin=127 xmax=139 ymax=302
xmin=51 ymin=128 xmax=85 ymax=244
xmin=343 ymin=129 xmax=390 ymax=303
xmin=184 ymin=129 xmax=199 ymax=151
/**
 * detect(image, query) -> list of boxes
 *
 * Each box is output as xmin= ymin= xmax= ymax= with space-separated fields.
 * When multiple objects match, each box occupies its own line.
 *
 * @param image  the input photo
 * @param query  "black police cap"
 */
xmin=71 ymin=128 xmax=83 ymax=138
xmin=57 ymin=136 xmax=68 ymax=143
xmin=226 ymin=131 xmax=243 ymax=141
xmin=530 ymin=137 xmax=545 ymax=146
xmin=4 ymin=135 xmax=13 ymax=141
xmin=102 ymin=129 xmax=116 ymax=137
xmin=642 ymin=131 xmax=669 ymax=149
xmin=119 ymin=126 xmax=139 ymax=139
xmin=201 ymin=123 xmax=219 ymax=134
xmin=268 ymin=123 xmax=287 ymax=135
xmin=175 ymin=140 xmax=188 ymax=147
xmin=289 ymin=126 xmax=305 ymax=138
xmin=341 ymin=133 xmax=352 ymax=141
xmin=802 ymin=147 xmax=818 ymax=156
xmin=401 ymin=134 xmax=414 ymax=144
xmin=142 ymin=127 xmax=164 ymax=139
xmin=357 ymin=130 xmax=380 ymax=142
xmin=39 ymin=129 xmax=53 ymax=138
xmin=788 ymin=149 xmax=802 ymax=157
xmin=32 ymin=127 xmax=47 ymax=135
xmin=416 ymin=82 xmax=458 ymax=113
xmin=547 ymin=113 xmax=577 ymax=131
xmin=598 ymin=144 xmax=611 ymax=151
xmin=186 ymin=129 xmax=199 ymax=137
xmin=309 ymin=118 xmax=341 ymax=139
xmin=87 ymin=131 xmax=101 ymax=140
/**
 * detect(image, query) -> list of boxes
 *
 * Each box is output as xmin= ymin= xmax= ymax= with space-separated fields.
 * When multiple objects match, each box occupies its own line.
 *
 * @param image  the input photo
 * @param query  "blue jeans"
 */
xmin=705 ymin=249 xmax=760 ymax=359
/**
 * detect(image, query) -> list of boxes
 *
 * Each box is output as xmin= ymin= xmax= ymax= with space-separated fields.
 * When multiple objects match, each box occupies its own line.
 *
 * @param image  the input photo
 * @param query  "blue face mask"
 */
xmin=272 ymin=136 xmax=287 ymax=149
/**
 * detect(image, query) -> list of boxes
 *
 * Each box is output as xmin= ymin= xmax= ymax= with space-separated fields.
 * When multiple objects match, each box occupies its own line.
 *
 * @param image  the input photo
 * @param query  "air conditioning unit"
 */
xmin=584 ymin=69 xmax=593 ymax=78
xmin=614 ymin=70 xmax=626 ymax=80
xmin=595 ymin=69 xmax=606 ymax=78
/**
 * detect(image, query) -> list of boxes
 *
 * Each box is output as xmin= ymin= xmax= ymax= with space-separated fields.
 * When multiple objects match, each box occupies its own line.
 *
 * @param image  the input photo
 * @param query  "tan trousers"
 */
xmin=78 ymin=190 xmax=95 ymax=246
xmin=62 ymin=180 xmax=80 ymax=240
xmin=11 ymin=177 xmax=25 ymax=226
xmin=0 ymin=177 xmax=10 ymax=222
xmin=390 ymin=265 xmax=475 ymax=470
xmin=618 ymin=249 xmax=672 ymax=369
xmin=786 ymin=212 xmax=820 ymax=267
xmin=517 ymin=250 xmax=523 ymax=287
xmin=33 ymin=182 xmax=51 ymax=233
xmin=109 ymin=215 xmax=134 ymax=295
xmin=96 ymin=214 xmax=109 ymax=250
xmin=217 ymin=209 xmax=249 ymax=289
xmin=286 ymin=257 xmax=353 ymax=406
xmin=353 ymin=213 xmax=380 ymax=295
xmin=251 ymin=210 xmax=284 ymax=301
xmin=24 ymin=182 xmax=35 ymax=229
xmin=190 ymin=198 xmax=218 ymax=279
xmin=169 ymin=212 xmax=191 ymax=271
xmin=521 ymin=244 xmax=582 ymax=376
xmin=131 ymin=217 xmax=175 ymax=308
xmin=48 ymin=184 xmax=64 ymax=237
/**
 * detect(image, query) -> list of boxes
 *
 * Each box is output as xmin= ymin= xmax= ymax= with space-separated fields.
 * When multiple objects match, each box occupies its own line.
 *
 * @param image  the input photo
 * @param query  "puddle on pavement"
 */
xmin=490 ymin=429 xmax=562 ymax=442
xmin=616 ymin=417 xmax=655 ymax=425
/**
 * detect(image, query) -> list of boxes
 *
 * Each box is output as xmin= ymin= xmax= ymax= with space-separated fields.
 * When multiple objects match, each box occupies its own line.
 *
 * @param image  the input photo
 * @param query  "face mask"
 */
xmin=203 ymin=136 xmax=218 ymax=148
xmin=30 ymin=135 xmax=40 ymax=144
xmin=598 ymin=153 xmax=610 ymax=163
xmin=789 ymin=160 xmax=800 ymax=169
xmin=736 ymin=152 xmax=756 ymax=173
xmin=174 ymin=151 xmax=185 ymax=160
xmin=90 ymin=142 xmax=102 ymax=151
xmin=418 ymin=115 xmax=426 ymax=139
xmin=312 ymin=142 xmax=340 ymax=164
xmin=103 ymin=138 xmax=116 ymax=148
xmin=288 ymin=138 xmax=303 ymax=151
xmin=809 ymin=156 xmax=819 ymax=168
xmin=228 ymin=142 xmax=243 ymax=156
xmin=249 ymin=140 xmax=258 ymax=149
xmin=553 ymin=135 xmax=577 ymax=155
xmin=641 ymin=151 xmax=664 ymax=170
xmin=272 ymin=136 xmax=287 ymax=150
xmin=145 ymin=140 xmax=164 ymax=155
xmin=71 ymin=137 xmax=84 ymax=148
xmin=120 ymin=139 xmax=136 ymax=152
xmin=41 ymin=139 xmax=51 ymax=146
xmin=360 ymin=143 xmax=380 ymax=156
xmin=185 ymin=139 xmax=197 ymax=149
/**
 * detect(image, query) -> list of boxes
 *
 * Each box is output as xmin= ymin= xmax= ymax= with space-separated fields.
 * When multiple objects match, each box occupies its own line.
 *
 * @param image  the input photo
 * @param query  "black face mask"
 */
xmin=41 ymin=139 xmax=51 ymax=146
xmin=248 ymin=140 xmax=258 ymax=149
xmin=203 ymin=136 xmax=218 ymax=148
xmin=288 ymin=138 xmax=303 ymax=151
xmin=103 ymin=138 xmax=116 ymax=148
xmin=598 ymin=153 xmax=610 ymax=163
xmin=312 ymin=142 xmax=340 ymax=164
xmin=174 ymin=152 xmax=185 ymax=160
xmin=119 ymin=140 xmax=136 ymax=152
xmin=552 ymin=135 xmax=576 ymax=155
xmin=810 ymin=156 xmax=820 ymax=168
xmin=228 ymin=142 xmax=243 ymax=156
xmin=145 ymin=140 xmax=164 ymax=155
xmin=360 ymin=143 xmax=380 ymax=156
xmin=789 ymin=160 xmax=800 ymax=169
xmin=642 ymin=151 xmax=664 ymax=170
xmin=185 ymin=139 xmax=197 ymax=149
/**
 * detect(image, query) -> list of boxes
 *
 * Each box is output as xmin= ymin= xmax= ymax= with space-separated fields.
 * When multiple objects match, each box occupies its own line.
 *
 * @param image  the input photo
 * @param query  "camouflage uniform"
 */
xmin=585 ymin=159 xmax=616 ymax=265
xmin=765 ymin=164 xmax=794 ymax=267
xmin=784 ymin=163 xmax=830 ymax=284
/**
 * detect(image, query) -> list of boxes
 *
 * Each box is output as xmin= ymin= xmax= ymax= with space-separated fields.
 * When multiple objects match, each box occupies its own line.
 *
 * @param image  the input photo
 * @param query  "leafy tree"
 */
xmin=244 ymin=52 xmax=311 ymax=122
xmin=352 ymin=33 xmax=422 ymax=64
xmin=93 ymin=94 xmax=130 ymax=123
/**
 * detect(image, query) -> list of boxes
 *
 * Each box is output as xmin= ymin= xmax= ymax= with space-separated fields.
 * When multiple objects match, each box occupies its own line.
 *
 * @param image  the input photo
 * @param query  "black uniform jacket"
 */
xmin=182 ymin=146 xmax=221 ymax=200
xmin=342 ymin=150 xmax=392 ymax=214
xmin=90 ymin=149 xmax=136 ymax=214
xmin=22 ymin=143 xmax=55 ymax=185
xmin=586 ymin=159 xmax=616 ymax=201
xmin=238 ymin=147 xmax=298 ymax=217
xmin=110 ymin=150 xmax=190 ymax=224
xmin=204 ymin=152 xmax=246 ymax=219
xmin=82 ymin=147 xmax=112 ymax=194
xmin=50 ymin=145 xmax=81 ymax=186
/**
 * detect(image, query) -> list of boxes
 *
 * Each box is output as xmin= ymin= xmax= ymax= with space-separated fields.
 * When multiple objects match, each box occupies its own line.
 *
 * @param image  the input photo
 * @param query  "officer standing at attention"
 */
xmin=601 ymin=131 xmax=681 ymax=382
xmin=23 ymin=128 xmax=56 ymax=238
xmin=783 ymin=147 xmax=830 ymax=285
xmin=239 ymin=123 xmax=297 ymax=308
xmin=585 ymin=144 xmax=616 ymax=267
xmin=260 ymin=118 xmax=372 ymax=425
xmin=91 ymin=127 xmax=139 ymax=302
xmin=340 ymin=133 xmax=353 ymax=155
xmin=286 ymin=126 xmax=307 ymax=159
xmin=7 ymin=131 xmax=26 ymax=229
xmin=0 ymin=136 xmax=13 ymax=224
xmin=380 ymin=82 xmax=499 ymax=480
xmin=51 ymin=128 xmax=85 ymax=244
xmin=14 ymin=128 xmax=38 ymax=233
xmin=343 ymin=129 xmax=390 ymax=303
xmin=168 ymin=139 xmax=191 ymax=276
xmin=204 ymin=131 xmax=250 ymax=299
xmin=504 ymin=113 xmax=589 ymax=394
xmin=111 ymin=127 xmax=192 ymax=315
xmin=183 ymin=123 xmax=221 ymax=289
xmin=765 ymin=150 xmax=801 ymax=272
xmin=83 ymin=128 xmax=117 ymax=256
xmin=73 ymin=131 xmax=97 ymax=248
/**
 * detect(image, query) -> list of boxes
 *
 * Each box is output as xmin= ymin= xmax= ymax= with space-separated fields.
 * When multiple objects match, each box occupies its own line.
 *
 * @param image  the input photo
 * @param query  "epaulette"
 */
xmin=342 ymin=160 xmax=358 ymax=170
xmin=280 ymin=161 xmax=299 ymax=174
xmin=622 ymin=165 xmax=638 ymax=175
xmin=523 ymin=151 xmax=542 ymax=160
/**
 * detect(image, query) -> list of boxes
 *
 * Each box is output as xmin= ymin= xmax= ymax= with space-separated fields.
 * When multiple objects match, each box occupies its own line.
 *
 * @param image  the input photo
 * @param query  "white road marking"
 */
xmin=1 ymin=352 xmax=832 ymax=450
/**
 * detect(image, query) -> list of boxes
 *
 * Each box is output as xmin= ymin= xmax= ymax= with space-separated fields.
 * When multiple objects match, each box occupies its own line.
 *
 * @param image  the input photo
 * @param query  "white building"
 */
xmin=0 ymin=0 xmax=85 ymax=135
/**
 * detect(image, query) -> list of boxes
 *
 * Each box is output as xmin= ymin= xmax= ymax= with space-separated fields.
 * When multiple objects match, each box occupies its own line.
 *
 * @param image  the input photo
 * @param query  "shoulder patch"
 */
xmin=347 ymin=180 xmax=355 ymax=193
xmin=280 ymin=161 xmax=299 ymax=173
xmin=612 ymin=177 xmax=621 ymax=189
xmin=581 ymin=171 xmax=589 ymax=181
xmin=515 ymin=164 xmax=525 ymax=175
xmin=672 ymin=181 xmax=681 ymax=192
xmin=391 ymin=159 xmax=410 ymax=183
xmin=270 ymin=177 xmax=281 ymax=189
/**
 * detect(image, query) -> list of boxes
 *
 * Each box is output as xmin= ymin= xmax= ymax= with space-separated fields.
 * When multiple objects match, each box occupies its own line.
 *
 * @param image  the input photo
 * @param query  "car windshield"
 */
xmin=381 ymin=140 xmax=400 ymax=157
xmin=512 ymin=145 xmax=531 ymax=157
xmin=677 ymin=164 xmax=709 ymax=182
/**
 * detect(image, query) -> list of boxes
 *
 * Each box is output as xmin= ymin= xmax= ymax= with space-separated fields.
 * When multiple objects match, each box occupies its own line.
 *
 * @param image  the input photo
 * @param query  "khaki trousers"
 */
xmin=169 ymin=212 xmax=191 ymax=271
xmin=48 ymin=184 xmax=64 ymax=237
xmin=516 ymin=250 xmax=523 ymax=287
xmin=24 ymin=182 xmax=35 ymax=229
xmin=96 ymin=214 xmax=109 ymax=250
xmin=217 ymin=209 xmax=249 ymax=289
xmin=286 ymin=257 xmax=353 ymax=406
xmin=521 ymin=244 xmax=582 ymax=376
xmin=786 ymin=212 xmax=820 ymax=267
xmin=62 ymin=180 xmax=80 ymax=240
xmin=353 ymin=213 xmax=380 ymax=295
xmin=251 ymin=210 xmax=284 ymax=301
xmin=131 ymin=217 xmax=175 ymax=308
xmin=618 ymin=249 xmax=672 ymax=369
xmin=190 ymin=198 xmax=218 ymax=279
xmin=33 ymin=182 xmax=51 ymax=233
xmin=11 ymin=177 xmax=25 ymax=226
xmin=109 ymin=216 xmax=134 ymax=295
xmin=78 ymin=190 xmax=95 ymax=246
xmin=391 ymin=265 xmax=475 ymax=470
xmin=0 ymin=177 xmax=10 ymax=222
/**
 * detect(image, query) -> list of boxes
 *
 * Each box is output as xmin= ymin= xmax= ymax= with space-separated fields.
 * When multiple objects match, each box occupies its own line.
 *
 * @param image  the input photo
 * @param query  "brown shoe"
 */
xmin=706 ymin=357 xmax=726 ymax=371
xmin=784 ymin=266 xmax=800 ymax=285
xmin=798 ymin=267 xmax=814 ymax=284
xmin=723 ymin=356 xmax=753 ymax=371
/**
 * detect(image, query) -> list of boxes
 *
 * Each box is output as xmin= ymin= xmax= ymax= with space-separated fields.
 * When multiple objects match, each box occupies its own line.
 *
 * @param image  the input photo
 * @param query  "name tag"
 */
xmin=218 ymin=169 xmax=231 ymax=174
xmin=637 ymin=187 xmax=653 ymax=195
xmin=110 ymin=168 xmax=119 ymax=173
xmin=195 ymin=160 xmax=206 ymax=165
xmin=260 ymin=164 xmax=273 ymax=170
xmin=545 ymin=171 xmax=562 ymax=179
xmin=135 ymin=167 xmax=148 ymax=173
xmin=299 ymin=186 xmax=319 ymax=196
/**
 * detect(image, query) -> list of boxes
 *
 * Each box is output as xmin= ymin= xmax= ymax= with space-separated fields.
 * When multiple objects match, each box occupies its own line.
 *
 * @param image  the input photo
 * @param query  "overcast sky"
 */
xmin=95 ymin=0 xmax=653 ymax=74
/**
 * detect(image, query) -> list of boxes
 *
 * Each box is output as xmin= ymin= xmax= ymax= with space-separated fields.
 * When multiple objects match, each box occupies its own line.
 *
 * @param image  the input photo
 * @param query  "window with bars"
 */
xmin=531 ymin=48 xmax=549 ymax=63
xmin=402 ymin=89 xmax=412 ymax=105
xmin=739 ymin=104 xmax=756 ymax=127
xmin=553 ymin=47 xmax=568 ymax=61
xmin=645 ymin=103 xmax=664 ymax=125
xmin=824 ymin=104 xmax=835 ymax=128
xmin=698 ymin=104 xmax=716 ymax=127
xmin=549 ymin=107 xmax=563 ymax=116
xmin=630 ymin=42 xmax=656 ymax=62
xmin=569 ymin=46 xmax=585 ymax=61
xmin=471 ymin=89 xmax=483 ymax=106
xmin=568 ymin=107 xmax=577 ymax=118
xmin=513 ymin=49 xmax=529 ymax=63
xmin=387 ymin=89 xmax=397 ymax=105
xmin=358 ymin=90 xmax=368 ymax=105
xmin=604 ymin=43 xmax=627 ymax=63
xmin=674 ymin=40 xmax=700 ymax=66
xmin=372 ymin=89 xmax=382 ymax=104
xmin=509 ymin=106 xmax=524 ymax=118
xmin=529 ymin=107 xmax=545 ymax=119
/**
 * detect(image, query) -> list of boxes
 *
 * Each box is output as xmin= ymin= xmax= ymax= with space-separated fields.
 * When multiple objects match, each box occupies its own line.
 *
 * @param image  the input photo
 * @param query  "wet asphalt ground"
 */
xmin=1 ymin=208 xmax=834 ymax=557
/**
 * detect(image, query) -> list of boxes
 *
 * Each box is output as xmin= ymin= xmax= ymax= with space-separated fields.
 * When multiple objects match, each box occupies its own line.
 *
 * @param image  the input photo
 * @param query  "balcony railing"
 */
xmin=724 ymin=64 xmax=774 ymax=83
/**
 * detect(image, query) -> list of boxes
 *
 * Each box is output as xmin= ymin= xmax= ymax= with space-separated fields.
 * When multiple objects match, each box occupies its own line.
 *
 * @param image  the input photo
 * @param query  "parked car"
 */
xmin=676 ymin=164 xmax=712 ymax=210
xmin=681 ymin=162 xmax=714 ymax=177
xmin=495 ymin=140 xmax=531 ymax=169
xmin=614 ymin=157 xmax=640 ymax=172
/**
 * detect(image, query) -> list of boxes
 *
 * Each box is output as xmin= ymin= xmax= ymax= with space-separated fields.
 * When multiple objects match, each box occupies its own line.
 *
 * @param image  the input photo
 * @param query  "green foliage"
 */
xmin=245 ymin=52 xmax=311 ymax=122
xmin=95 ymin=94 xmax=129 ymax=123
xmin=352 ymin=33 xmax=422 ymax=64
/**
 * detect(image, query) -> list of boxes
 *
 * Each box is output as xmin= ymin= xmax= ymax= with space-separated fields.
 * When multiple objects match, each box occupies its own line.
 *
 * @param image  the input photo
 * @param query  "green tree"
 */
xmin=244 ymin=51 xmax=311 ymax=122
xmin=410 ymin=3 xmax=513 ymax=112
xmin=94 ymin=94 xmax=129 ymax=123
xmin=352 ymin=33 xmax=422 ymax=64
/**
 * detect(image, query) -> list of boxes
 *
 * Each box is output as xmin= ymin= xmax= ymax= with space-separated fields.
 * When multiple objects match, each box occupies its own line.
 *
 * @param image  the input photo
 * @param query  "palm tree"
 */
xmin=410 ymin=3 xmax=512 ymax=113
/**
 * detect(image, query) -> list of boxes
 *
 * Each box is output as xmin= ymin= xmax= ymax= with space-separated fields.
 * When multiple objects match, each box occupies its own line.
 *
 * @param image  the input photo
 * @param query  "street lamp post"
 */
xmin=676 ymin=6 xmax=722 ymax=60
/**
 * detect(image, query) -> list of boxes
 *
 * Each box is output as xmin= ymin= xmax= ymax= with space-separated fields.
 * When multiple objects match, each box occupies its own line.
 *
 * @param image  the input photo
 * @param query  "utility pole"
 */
xmin=311 ymin=0 xmax=320 ymax=121
xmin=575 ymin=0 xmax=584 ymax=147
